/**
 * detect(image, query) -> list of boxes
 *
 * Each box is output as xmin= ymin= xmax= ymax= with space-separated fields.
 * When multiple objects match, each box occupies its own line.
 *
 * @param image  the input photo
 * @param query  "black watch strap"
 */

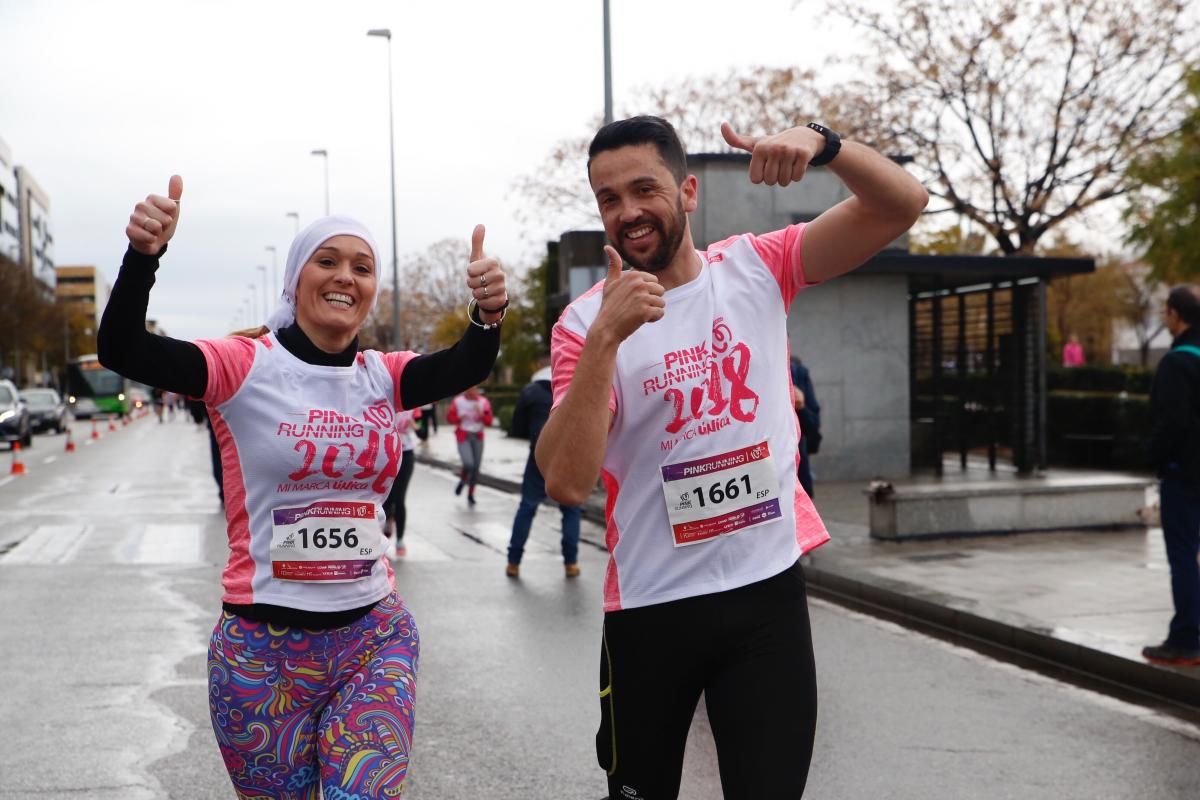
xmin=806 ymin=123 xmax=842 ymax=167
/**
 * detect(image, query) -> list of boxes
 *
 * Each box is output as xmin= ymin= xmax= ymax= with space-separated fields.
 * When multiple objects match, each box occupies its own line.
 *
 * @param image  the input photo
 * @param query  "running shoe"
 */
xmin=564 ymin=563 xmax=581 ymax=578
xmin=467 ymin=493 xmax=477 ymax=506
xmin=505 ymin=563 xmax=519 ymax=578
xmin=395 ymin=544 xmax=407 ymax=558
xmin=454 ymin=481 xmax=464 ymax=495
xmin=1142 ymin=642 xmax=1200 ymax=665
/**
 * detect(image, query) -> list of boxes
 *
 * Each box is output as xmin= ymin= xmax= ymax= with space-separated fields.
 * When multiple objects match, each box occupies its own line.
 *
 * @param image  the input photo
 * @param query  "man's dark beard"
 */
xmin=615 ymin=198 xmax=686 ymax=273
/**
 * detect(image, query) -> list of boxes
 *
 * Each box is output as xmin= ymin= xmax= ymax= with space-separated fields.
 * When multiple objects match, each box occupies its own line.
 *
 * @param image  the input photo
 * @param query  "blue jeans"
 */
xmin=508 ymin=455 xmax=582 ymax=565
xmin=1161 ymin=476 xmax=1200 ymax=650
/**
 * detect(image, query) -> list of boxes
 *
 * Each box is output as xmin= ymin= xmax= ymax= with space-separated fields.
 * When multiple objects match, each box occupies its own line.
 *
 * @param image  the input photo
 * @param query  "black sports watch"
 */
xmin=806 ymin=123 xmax=842 ymax=166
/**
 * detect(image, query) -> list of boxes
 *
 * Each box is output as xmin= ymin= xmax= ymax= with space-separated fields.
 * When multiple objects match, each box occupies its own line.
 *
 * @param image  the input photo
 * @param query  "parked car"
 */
xmin=20 ymin=387 xmax=68 ymax=433
xmin=0 ymin=379 xmax=32 ymax=449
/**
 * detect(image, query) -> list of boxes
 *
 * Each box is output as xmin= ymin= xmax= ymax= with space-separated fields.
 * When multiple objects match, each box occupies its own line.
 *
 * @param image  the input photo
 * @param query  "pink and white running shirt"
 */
xmin=551 ymin=224 xmax=830 ymax=612
xmin=196 ymin=333 xmax=417 ymax=611
xmin=449 ymin=394 xmax=490 ymax=434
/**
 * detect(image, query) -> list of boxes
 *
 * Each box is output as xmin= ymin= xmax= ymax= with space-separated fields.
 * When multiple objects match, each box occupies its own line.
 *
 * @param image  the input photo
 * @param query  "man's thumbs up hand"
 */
xmin=127 ymin=174 xmax=184 ymax=256
xmin=721 ymin=122 xmax=825 ymax=187
xmin=595 ymin=244 xmax=665 ymax=344
xmin=720 ymin=122 xmax=759 ymax=153
xmin=603 ymin=244 xmax=623 ymax=285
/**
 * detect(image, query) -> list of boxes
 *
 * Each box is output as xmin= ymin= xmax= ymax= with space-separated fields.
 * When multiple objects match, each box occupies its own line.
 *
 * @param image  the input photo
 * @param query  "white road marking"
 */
xmin=125 ymin=523 xmax=204 ymax=564
xmin=0 ymin=476 xmax=14 ymax=490
xmin=392 ymin=532 xmax=452 ymax=562
xmin=0 ymin=523 xmax=91 ymax=564
xmin=42 ymin=456 xmax=56 ymax=465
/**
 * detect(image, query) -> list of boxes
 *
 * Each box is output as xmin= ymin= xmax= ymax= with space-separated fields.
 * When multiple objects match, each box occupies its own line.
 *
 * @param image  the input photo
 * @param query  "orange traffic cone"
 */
xmin=91 ymin=419 xmax=100 ymax=440
xmin=10 ymin=442 xmax=26 ymax=476
xmin=107 ymin=418 xmax=117 ymax=432
xmin=64 ymin=428 xmax=76 ymax=453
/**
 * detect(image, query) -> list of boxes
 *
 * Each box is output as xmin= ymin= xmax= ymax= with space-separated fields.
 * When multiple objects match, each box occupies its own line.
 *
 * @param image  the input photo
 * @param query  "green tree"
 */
xmin=495 ymin=256 xmax=549 ymax=386
xmin=1126 ymin=69 xmax=1200 ymax=279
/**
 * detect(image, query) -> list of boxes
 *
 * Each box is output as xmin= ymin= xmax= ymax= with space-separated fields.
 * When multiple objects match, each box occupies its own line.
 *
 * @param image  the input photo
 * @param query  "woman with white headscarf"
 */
xmin=98 ymin=176 xmax=507 ymax=798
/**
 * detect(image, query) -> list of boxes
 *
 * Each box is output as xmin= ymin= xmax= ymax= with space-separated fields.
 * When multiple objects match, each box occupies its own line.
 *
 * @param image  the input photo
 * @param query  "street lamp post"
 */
xmin=367 ymin=27 xmax=402 ymax=350
xmin=248 ymin=284 xmax=257 ymax=326
xmin=256 ymin=265 xmax=268 ymax=320
xmin=265 ymin=246 xmax=278 ymax=309
xmin=603 ymin=0 xmax=613 ymax=124
xmin=310 ymin=149 xmax=330 ymax=215
xmin=286 ymin=211 xmax=299 ymax=237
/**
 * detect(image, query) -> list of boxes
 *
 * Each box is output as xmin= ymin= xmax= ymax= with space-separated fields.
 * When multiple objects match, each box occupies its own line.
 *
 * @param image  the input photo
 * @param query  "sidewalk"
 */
xmin=415 ymin=425 xmax=1200 ymax=712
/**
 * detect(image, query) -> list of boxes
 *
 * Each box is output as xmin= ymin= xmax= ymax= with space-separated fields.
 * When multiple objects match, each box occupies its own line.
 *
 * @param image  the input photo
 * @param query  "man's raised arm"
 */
xmin=721 ymin=122 xmax=929 ymax=283
xmin=536 ymin=247 xmax=665 ymax=506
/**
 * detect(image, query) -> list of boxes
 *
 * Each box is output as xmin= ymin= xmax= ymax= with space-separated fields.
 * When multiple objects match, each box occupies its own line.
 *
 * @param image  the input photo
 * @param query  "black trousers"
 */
xmin=598 ymin=559 xmax=818 ymax=800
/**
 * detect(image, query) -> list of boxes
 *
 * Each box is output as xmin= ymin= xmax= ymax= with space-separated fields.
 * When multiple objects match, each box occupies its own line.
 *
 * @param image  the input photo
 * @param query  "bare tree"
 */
xmin=511 ymin=68 xmax=825 ymax=243
xmin=365 ymin=238 xmax=474 ymax=353
xmin=1113 ymin=260 xmax=1168 ymax=366
xmin=826 ymin=0 xmax=1196 ymax=254
xmin=0 ymin=256 xmax=66 ymax=382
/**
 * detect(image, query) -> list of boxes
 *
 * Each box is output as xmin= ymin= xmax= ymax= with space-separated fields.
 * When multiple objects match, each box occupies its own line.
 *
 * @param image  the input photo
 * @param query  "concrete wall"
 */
xmin=788 ymin=274 xmax=911 ymax=480
xmin=689 ymin=155 xmax=909 ymax=254
xmin=690 ymin=157 xmax=848 ymax=246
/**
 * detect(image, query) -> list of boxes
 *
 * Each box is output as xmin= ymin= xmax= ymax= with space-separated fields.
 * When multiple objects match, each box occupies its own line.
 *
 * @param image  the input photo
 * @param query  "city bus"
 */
xmin=65 ymin=355 xmax=131 ymax=418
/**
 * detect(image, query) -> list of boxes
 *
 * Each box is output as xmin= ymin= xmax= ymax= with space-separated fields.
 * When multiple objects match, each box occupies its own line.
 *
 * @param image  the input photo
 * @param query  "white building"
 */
xmin=0 ymin=138 xmax=20 ymax=265
xmin=16 ymin=165 xmax=54 ymax=295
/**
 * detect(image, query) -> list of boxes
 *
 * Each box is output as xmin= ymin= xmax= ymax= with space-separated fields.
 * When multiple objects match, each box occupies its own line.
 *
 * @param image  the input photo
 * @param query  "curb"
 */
xmin=415 ymin=451 xmax=1200 ymax=713
xmin=803 ymin=555 xmax=1200 ymax=713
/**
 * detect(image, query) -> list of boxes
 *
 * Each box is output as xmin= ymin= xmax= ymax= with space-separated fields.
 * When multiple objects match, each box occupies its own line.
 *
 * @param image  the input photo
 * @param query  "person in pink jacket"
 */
xmin=1062 ymin=333 xmax=1085 ymax=367
xmin=448 ymin=385 xmax=493 ymax=505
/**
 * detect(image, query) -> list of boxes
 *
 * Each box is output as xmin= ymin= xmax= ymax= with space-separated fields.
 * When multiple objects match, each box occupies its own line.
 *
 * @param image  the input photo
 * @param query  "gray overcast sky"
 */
xmin=1 ymin=0 xmax=857 ymax=341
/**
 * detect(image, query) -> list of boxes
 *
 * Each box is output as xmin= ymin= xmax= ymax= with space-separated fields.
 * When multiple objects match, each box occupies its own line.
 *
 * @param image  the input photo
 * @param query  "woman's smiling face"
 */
xmin=294 ymin=235 xmax=377 ymax=343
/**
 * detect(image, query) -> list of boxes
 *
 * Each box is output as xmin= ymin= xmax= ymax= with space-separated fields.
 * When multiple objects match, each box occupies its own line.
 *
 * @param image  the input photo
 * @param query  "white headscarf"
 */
xmin=265 ymin=215 xmax=382 ymax=331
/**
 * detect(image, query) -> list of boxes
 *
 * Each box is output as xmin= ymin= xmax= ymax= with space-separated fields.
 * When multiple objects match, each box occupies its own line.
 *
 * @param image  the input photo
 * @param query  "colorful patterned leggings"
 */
xmin=207 ymin=593 xmax=419 ymax=799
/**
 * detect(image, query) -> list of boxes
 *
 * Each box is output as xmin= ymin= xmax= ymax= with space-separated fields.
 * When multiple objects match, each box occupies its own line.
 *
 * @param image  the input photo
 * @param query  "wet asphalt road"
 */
xmin=1 ymin=418 xmax=1199 ymax=799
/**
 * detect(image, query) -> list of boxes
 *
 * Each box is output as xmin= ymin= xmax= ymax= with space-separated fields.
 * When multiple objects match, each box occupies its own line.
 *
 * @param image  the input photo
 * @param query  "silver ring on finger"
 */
xmin=479 ymin=274 xmax=487 ymax=287
xmin=483 ymin=285 xmax=489 ymax=299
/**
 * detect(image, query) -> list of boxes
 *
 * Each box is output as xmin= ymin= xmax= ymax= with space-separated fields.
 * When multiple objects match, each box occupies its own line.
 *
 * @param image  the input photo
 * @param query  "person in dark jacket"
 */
xmin=505 ymin=358 xmax=583 ymax=578
xmin=1143 ymin=284 xmax=1200 ymax=666
xmin=790 ymin=356 xmax=821 ymax=498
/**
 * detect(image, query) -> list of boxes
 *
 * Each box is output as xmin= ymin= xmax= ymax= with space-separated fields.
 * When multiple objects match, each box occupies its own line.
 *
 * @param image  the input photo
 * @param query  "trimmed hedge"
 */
xmin=1046 ymin=390 xmax=1151 ymax=470
xmin=1047 ymin=366 xmax=1153 ymax=394
xmin=495 ymin=403 xmax=515 ymax=434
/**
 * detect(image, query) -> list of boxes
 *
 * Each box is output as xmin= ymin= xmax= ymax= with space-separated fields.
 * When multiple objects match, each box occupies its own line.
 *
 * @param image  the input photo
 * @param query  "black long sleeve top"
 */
xmin=98 ymin=246 xmax=501 ymax=626
xmin=1148 ymin=326 xmax=1200 ymax=484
